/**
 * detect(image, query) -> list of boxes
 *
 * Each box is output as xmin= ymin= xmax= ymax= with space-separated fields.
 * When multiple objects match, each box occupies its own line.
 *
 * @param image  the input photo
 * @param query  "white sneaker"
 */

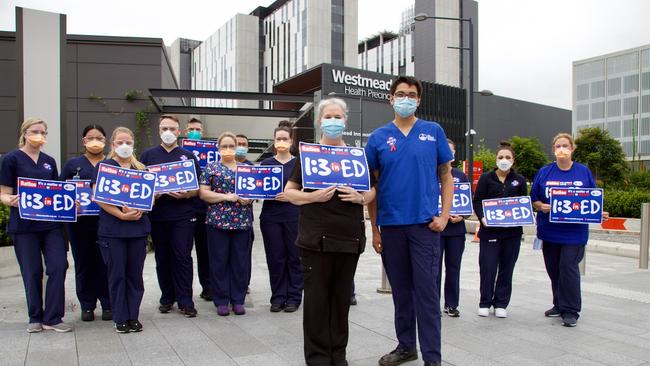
xmin=495 ymin=308 xmax=508 ymax=318
xmin=43 ymin=322 xmax=73 ymax=333
xmin=27 ymin=323 xmax=43 ymax=333
xmin=477 ymin=307 xmax=490 ymax=317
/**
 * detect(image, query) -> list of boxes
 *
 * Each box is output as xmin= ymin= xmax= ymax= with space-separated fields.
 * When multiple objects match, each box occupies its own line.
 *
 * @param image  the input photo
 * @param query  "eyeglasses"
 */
xmin=394 ymin=92 xmax=418 ymax=99
xmin=26 ymin=130 xmax=47 ymax=136
xmin=83 ymin=136 xmax=106 ymax=142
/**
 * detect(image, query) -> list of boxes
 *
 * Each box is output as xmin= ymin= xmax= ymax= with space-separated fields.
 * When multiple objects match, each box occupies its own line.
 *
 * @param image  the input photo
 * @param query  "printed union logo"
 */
xmin=419 ymin=133 xmax=436 ymax=141
xmin=519 ymin=197 xmax=530 ymax=204
xmin=182 ymin=161 xmax=193 ymax=167
xmin=573 ymin=181 xmax=584 ymax=187
xmin=143 ymin=173 xmax=155 ymax=181
xmin=591 ymin=190 xmax=602 ymax=197
xmin=386 ymin=137 xmax=396 ymax=145
xmin=43 ymin=163 xmax=52 ymax=170
xmin=63 ymin=183 xmax=75 ymax=191
xmin=511 ymin=180 xmax=520 ymax=186
xmin=271 ymin=167 xmax=282 ymax=174
xmin=459 ymin=184 xmax=470 ymax=190
xmin=180 ymin=155 xmax=188 ymax=161
xmin=350 ymin=148 xmax=363 ymax=156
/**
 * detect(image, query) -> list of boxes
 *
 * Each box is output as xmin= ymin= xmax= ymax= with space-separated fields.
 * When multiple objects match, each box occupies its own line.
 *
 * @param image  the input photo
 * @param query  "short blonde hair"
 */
xmin=552 ymin=133 xmax=575 ymax=148
xmin=217 ymin=131 xmax=237 ymax=147
xmin=18 ymin=118 xmax=47 ymax=147
xmin=108 ymin=126 xmax=145 ymax=170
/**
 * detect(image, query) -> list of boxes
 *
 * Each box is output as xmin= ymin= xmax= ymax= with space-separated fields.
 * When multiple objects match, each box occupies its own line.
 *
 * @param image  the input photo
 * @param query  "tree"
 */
xmin=473 ymin=141 xmax=496 ymax=173
xmin=573 ymin=127 xmax=628 ymax=187
xmin=510 ymin=136 xmax=550 ymax=181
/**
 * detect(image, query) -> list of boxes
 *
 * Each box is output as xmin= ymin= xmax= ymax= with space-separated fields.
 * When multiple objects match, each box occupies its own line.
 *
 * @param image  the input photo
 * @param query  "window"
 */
xmin=607 ymin=52 xmax=639 ymax=74
xmin=576 ymin=84 xmax=589 ymax=100
xmin=640 ymin=140 xmax=650 ymax=154
xmin=607 ymin=99 xmax=621 ymax=117
xmin=641 ymin=117 xmax=650 ymax=136
xmin=624 ymin=74 xmax=639 ymax=93
xmin=643 ymin=72 xmax=650 ymax=90
xmin=607 ymin=121 xmax=621 ymax=138
xmin=591 ymin=102 xmax=605 ymax=119
xmin=591 ymin=80 xmax=605 ymax=98
xmin=577 ymin=104 xmax=589 ymax=121
xmin=623 ymin=119 xmax=634 ymax=137
xmin=623 ymin=97 xmax=638 ymax=115
xmin=623 ymin=141 xmax=633 ymax=156
xmin=608 ymin=77 xmax=621 ymax=96
xmin=643 ymin=95 xmax=650 ymax=113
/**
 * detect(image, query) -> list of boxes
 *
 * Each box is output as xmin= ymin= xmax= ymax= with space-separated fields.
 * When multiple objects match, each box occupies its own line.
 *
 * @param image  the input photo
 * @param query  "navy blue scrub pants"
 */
xmin=151 ymin=219 xmax=195 ymax=309
xmin=68 ymin=221 xmax=110 ymax=311
xmin=193 ymin=214 xmax=210 ymax=293
xmin=478 ymin=235 xmax=521 ymax=309
xmin=98 ymin=237 xmax=147 ymax=324
xmin=206 ymin=226 xmax=251 ymax=306
xmin=11 ymin=229 xmax=68 ymax=325
xmin=260 ymin=220 xmax=302 ymax=306
xmin=381 ymin=224 xmax=441 ymax=363
xmin=542 ymin=242 xmax=585 ymax=318
xmin=437 ymin=235 xmax=465 ymax=310
xmin=301 ymin=248 xmax=359 ymax=366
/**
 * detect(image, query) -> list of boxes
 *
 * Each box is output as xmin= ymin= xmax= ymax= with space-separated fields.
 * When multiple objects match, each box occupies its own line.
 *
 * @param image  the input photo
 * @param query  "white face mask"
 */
xmin=161 ymin=130 xmax=177 ymax=146
xmin=115 ymin=143 xmax=134 ymax=159
xmin=496 ymin=158 xmax=513 ymax=172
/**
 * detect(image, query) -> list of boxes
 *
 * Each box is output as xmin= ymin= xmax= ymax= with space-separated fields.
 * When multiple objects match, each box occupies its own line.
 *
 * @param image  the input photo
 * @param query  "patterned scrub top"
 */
xmin=200 ymin=162 xmax=253 ymax=230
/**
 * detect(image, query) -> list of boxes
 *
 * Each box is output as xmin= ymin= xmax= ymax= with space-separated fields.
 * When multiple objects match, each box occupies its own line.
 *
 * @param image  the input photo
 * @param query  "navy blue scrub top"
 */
xmin=0 ymin=149 xmax=61 ymax=234
xmin=140 ymin=145 xmax=200 ymax=222
xmin=441 ymin=167 xmax=469 ymax=237
xmin=259 ymin=156 xmax=299 ymax=223
xmin=92 ymin=159 xmax=151 ymax=238
xmin=60 ymin=155 xmax=101 ymax=225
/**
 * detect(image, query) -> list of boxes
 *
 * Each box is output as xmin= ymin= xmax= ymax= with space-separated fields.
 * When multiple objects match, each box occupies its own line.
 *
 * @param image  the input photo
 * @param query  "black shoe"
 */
xmin=158 ymin=303 xmax=173 ymax=313
xmin=544 ymin=306 xmax=561 ymax=317
xmin=562 ymin=315 xmax=577 ymax=327
xmin=284 ymin=304 xmax=299 ymax=313
xmin=180 ymin=307 xmax=198 ymax=318
xmin=128 ymin=320 xmax=143 ymax=332
xmin=350 ymin=296 xmax=358 ymax=306
xmin=115 ymin=323 xmax=130 ymax=333
xmin=270 ymin=304 xmax=284 ymax=313
xmin=81 ymin=309 xmax=94 ymax=322
xmin=444 ymin=307 xmax=460 ymax=317
xmin=199 ymin=290 xmax=212 ymax=301
xmin=379 ymin=347 xmax=418 ymax=366
xmin=424 ymin=362 xmax=442 ymax=366
xmin=101 ymin=309 xmax=113 ymax=321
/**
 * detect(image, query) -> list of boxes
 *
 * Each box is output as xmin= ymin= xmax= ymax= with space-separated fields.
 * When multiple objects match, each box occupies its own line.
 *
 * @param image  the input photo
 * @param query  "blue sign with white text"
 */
xmin=438 ymin=182 xmax=474 ymax=216
xmin=482 ymin=196 xmax=535 ymax=227
xmin=68 ymin=179 xmax=100 ymax=216
xmin=18 ymin=178 xmax=77 ymax=222
xmin=92 ymin=163 xmax=157 ymax=211
xmin=147 ymin=160 xmax=199 ymax=194
xmin=550 ymin=187 xmax=603 ymax=224
xmin=181 ymin=139 xmax=220 ymax=169
xmin=235 ymin=165 xmax=283 ymax=200
xmin=299 ymin=142 xmax=370 ymax=191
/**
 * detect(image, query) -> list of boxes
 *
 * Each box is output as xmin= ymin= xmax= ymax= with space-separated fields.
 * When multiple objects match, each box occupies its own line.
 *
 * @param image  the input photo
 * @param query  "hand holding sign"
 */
xmin=68 ymin=180 xmax=100 ymax=216
xmin=93 ymin=163 xmax=157 ymax=211
xmin=18 ymin=178 xmax=77 ymax=222
xmin=235 ymin=165 xmax=283 ymax=200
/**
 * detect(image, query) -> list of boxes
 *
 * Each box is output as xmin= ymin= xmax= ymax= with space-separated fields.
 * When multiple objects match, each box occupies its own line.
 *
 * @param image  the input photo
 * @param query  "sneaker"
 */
xmin=284 ymin=304 xmax=299 ymax=313
xmin=495 ymin=308 xmax=508 ymax=318
xmin=101 ymin=309 xmax=113 ymax=321
xmin=444 ymin=307 xmax=460 ymax=317
xmin=27 ymin=323 xmax=43 ymax=333
xmin=270 ymin=303 xmax=284 ymax=312
xmin=199 ymin=290 xmax=212 ymax=301
xmin=232 ymin=304 xmax=246 ymax=315
xmin=350 ymin=296 xmax=358 ymax=306
xmin=115 ymin=323 xmax=130 ymax=333
xmin=217 ymin=305 xmax=230 ymax=316
xmin=477 ymin=307 xmax=490 ymax=317
xmin=544 ymin=307 xmax=561 ymax=317
xmin=128 ymin=320 xmax=143 ymax=332
xmin=562 ymin=315 xmax=577 ymax=327
xmin=81 ymin=309 xmax=94 ymax=322
xmin=43 ymin=322 xmax=73 ymax=333
xmin=378 ymin=347 xmax=418 ymax=366
xmin=180 ymin=307 xmax=198 ymax=318
xmin=158 ymin=303 xmax=173 ymax=313
xmin=424 ymin=362 xmax=442 ymax=366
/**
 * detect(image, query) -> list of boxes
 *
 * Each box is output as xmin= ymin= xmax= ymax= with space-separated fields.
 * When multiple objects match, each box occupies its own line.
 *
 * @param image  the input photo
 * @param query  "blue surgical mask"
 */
xmin=320 ymin=118 xmax=346 ymax=139
xmin=393 ymin=97 xmax=418 ymax=118
xmin=235 ymin=146 xmax=248 ymax=158
xmin=187 ymin=130 xmax=201 ymax=140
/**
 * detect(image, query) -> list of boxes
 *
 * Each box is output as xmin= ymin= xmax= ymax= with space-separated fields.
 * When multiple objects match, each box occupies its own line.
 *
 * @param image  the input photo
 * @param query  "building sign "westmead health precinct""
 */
xmin=327 ymin=67 xmax=393 ymax=101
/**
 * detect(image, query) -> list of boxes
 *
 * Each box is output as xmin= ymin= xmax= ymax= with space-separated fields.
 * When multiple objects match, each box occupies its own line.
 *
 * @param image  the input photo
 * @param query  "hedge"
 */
xmin=0 ymin=204 xmax=12 ymax=247
xmin=603 ymin=189 xmax=650 ymax=219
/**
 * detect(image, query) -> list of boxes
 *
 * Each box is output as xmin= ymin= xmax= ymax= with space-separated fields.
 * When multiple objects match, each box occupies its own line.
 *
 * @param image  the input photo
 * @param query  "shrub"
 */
xmin=603 ymin=189 xmax=650 ymax=218
xmin=0 ymin=205 xmax=12 ymax=247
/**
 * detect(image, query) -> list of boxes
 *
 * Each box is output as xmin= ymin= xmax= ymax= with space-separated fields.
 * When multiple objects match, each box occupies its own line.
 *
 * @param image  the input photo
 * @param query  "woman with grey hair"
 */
xmin=285 ymin=97 xmax=376 ymax=366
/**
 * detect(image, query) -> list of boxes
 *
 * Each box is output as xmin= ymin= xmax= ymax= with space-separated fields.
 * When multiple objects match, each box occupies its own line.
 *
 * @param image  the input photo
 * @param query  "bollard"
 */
xmin=376 ymin=265 xmax=392 ymax=294
xmin=579 ymin=253 xmax=586 ymax=276
xmin=640 ymin=203 xmax=650 ymax=269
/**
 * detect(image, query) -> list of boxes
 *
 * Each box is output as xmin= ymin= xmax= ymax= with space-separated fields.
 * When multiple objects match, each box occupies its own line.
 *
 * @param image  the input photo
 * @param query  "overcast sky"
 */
xmin=2 ymin=0 xmax=649 ymax=109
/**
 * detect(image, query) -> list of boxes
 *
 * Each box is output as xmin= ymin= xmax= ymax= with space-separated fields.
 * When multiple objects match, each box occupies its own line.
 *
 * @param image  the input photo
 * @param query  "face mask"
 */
xmin=115 ymin=143 xmax=134 ymax=159
xmin=496 ymin=159 xmax=513 ymax=172
xmin=320 ymin=118 xmax=346 ymax=139
xmin=187 ymin=130 xmax=202 ymax=140
xmin=161 ymin=130 xmax=177 ymax=146
xmin=220 ymin=148 xmax=235 ymax=159
xmin=85 ymin=140 xmax=105 ymax=154
xmin=274 ymin=141 xmax=291 ymax=152
xmin=554 ymin=147 xmax=571 ymax=159
xmin=235 ymin=146 xmax=248 ymax=158
xmin=26 ymin=134 xmax=46 ymax=147
xmin=393 ymin=97 xmax=418 ymax=118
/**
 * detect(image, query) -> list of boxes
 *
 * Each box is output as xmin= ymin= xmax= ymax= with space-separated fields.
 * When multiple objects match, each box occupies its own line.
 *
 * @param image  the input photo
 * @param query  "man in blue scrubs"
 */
xmin=366 ymin=76 xmax=454 ymax=366
xmin=140 ymin=114 xmax=200 ymax=317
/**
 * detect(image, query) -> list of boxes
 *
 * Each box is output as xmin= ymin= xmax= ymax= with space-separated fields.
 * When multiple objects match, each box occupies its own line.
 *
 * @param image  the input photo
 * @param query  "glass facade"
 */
xmin=573 ymin=46 xmax=650 ymax=161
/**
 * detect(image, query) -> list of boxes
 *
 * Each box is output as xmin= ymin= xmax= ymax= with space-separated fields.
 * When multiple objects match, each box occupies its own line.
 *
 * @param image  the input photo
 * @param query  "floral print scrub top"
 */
xmin=200 ymin=162 xmax=252 ymax=230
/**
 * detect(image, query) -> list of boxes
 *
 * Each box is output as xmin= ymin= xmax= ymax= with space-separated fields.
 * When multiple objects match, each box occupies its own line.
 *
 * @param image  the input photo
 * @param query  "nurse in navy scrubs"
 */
xmin=60 ymin=124 xmax=111 ymax=322
xmin=0 ymin=118 xmax=72 ymax=333
xmin=260 ymin=125 xmax=303 ymax=313
xmin=93 ymin=126 xmax=150 ymax=333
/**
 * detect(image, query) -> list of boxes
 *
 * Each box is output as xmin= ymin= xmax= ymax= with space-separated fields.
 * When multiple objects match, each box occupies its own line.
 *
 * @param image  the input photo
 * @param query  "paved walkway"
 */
xmin=1 ymin=226 xmax=650 ymax=365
